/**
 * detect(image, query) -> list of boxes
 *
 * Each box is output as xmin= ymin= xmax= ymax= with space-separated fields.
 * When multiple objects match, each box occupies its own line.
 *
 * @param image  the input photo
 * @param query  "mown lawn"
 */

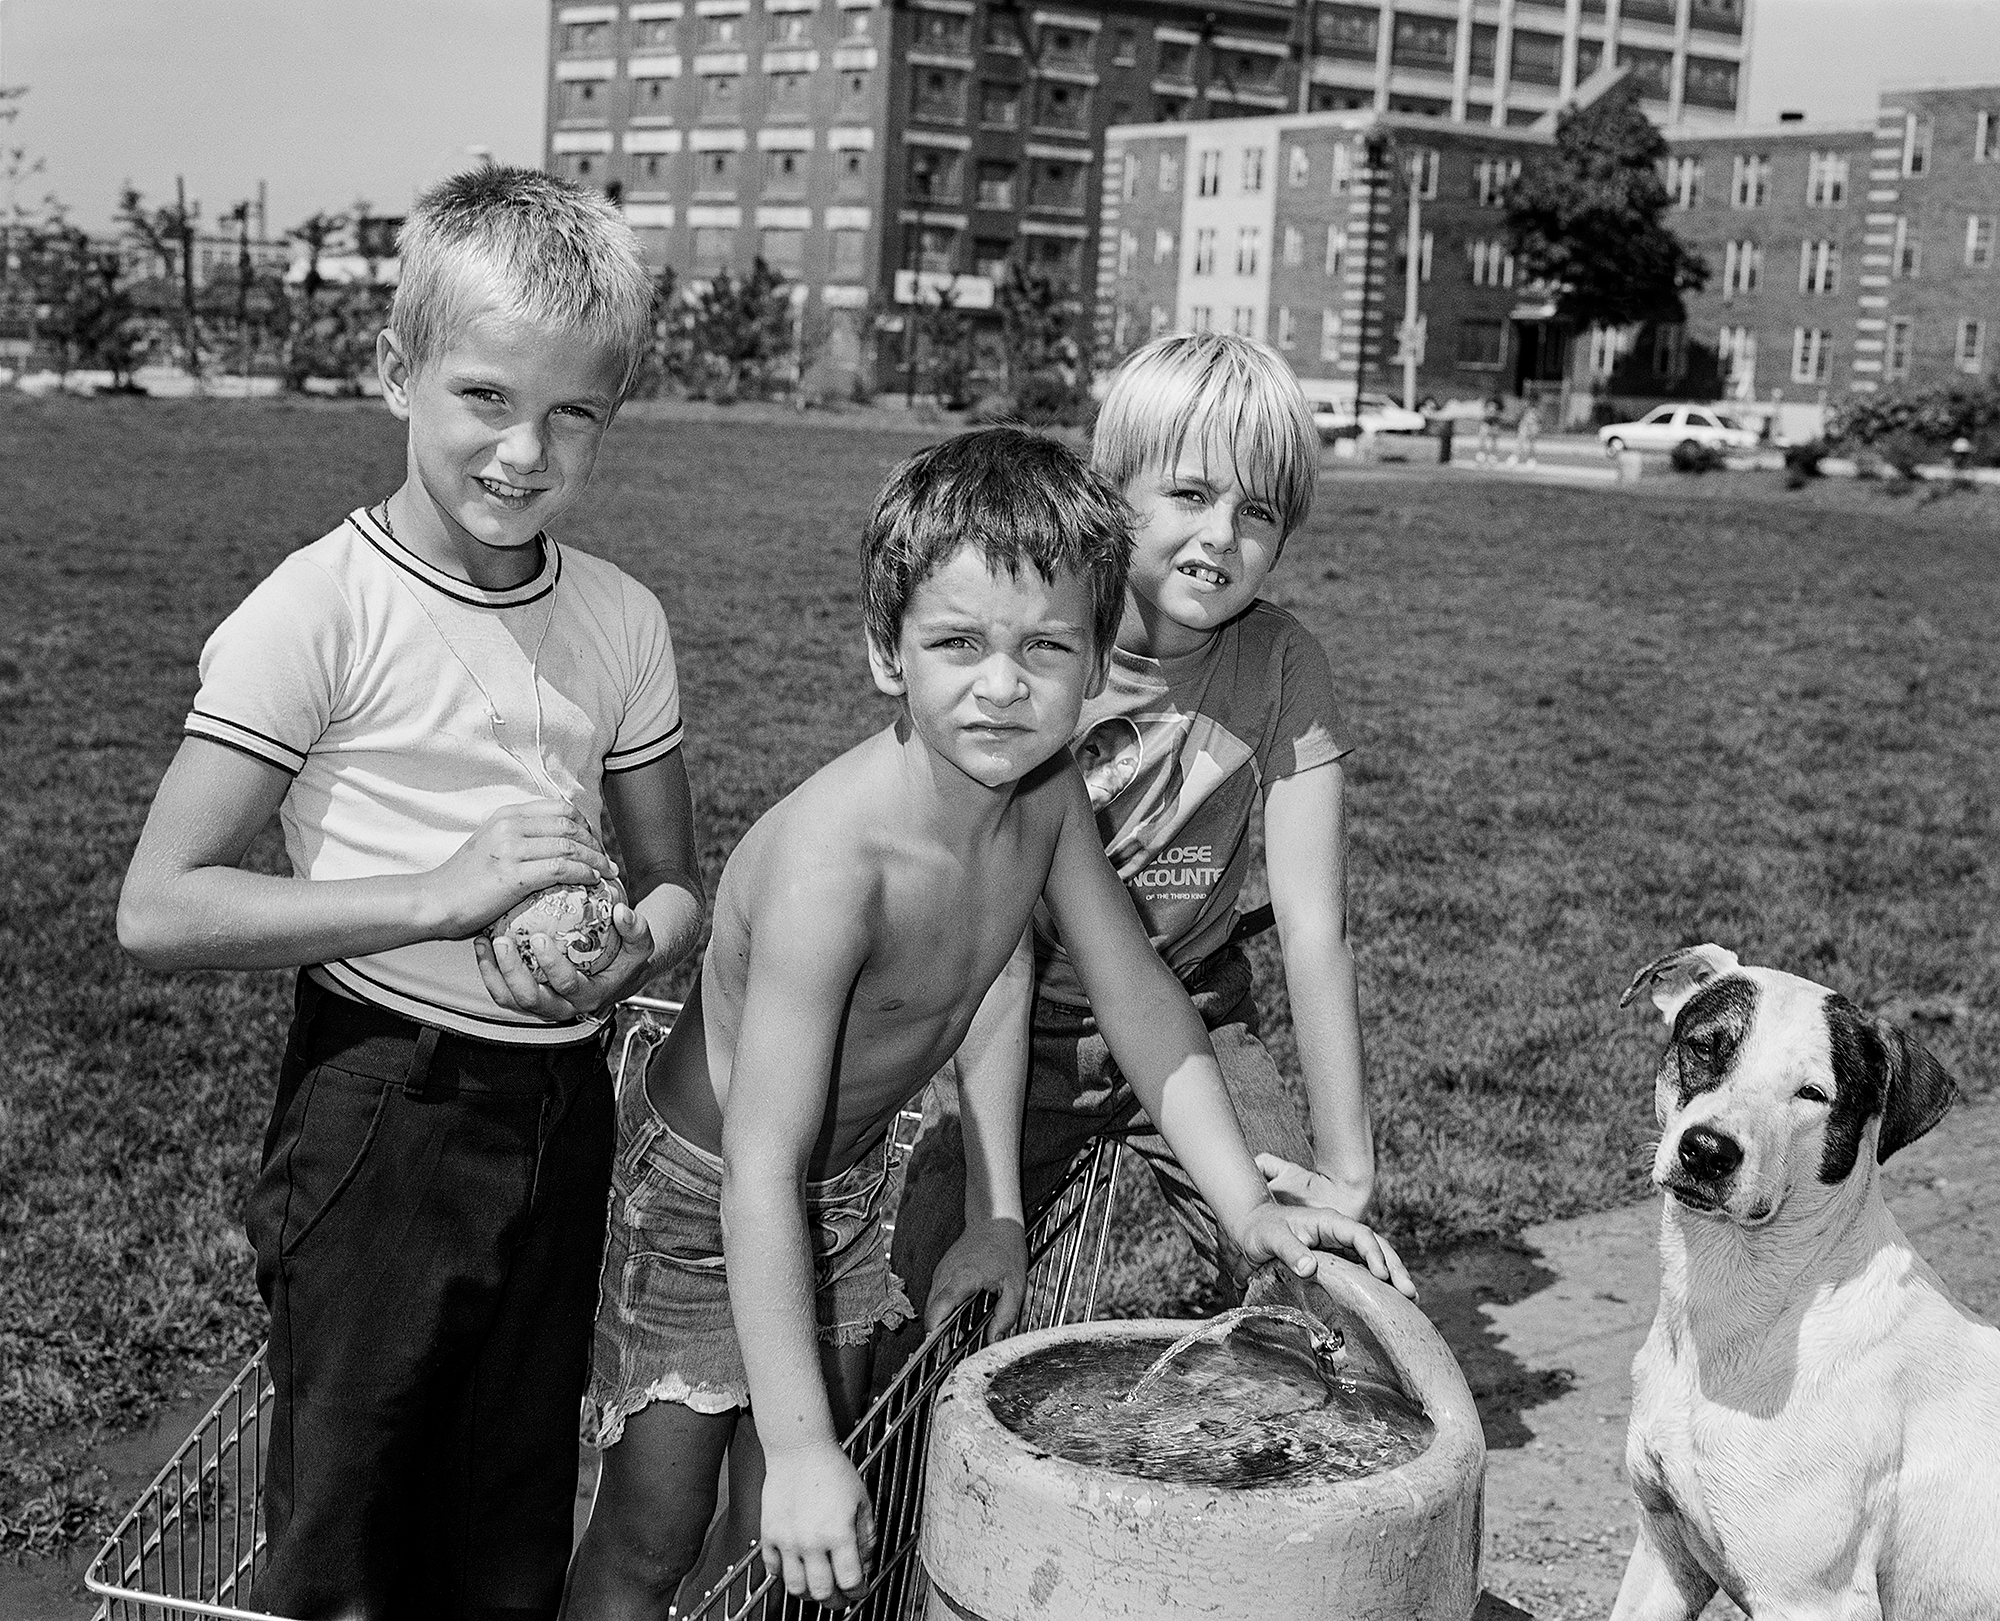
xmin=2 ymin=394 xmax=1995 ymax=1550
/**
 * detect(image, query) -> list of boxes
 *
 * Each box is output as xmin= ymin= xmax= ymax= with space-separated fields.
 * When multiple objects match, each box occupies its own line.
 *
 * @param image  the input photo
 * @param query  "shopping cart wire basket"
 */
xmin=85 ymin=995 xmax=1128 ymax=1621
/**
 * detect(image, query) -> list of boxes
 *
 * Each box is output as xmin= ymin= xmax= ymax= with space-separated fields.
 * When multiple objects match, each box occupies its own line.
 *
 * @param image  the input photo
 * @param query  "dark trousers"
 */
xmin=245 ymin=973 xmax=616 ymax=1621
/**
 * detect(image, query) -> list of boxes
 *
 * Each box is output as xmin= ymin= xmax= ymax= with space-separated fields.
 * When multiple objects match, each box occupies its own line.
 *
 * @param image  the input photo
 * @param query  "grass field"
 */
xmin=3 ymin=394 xmax=1996 ymax=1554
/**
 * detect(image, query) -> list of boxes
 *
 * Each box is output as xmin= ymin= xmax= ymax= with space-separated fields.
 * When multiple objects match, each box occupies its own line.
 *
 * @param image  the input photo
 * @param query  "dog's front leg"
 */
xmin=1610 ymin=1514 xmax=1720 ymax=1621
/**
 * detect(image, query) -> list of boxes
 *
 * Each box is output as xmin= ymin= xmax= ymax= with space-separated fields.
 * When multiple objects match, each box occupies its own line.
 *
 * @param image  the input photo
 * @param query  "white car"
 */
xmin=1311 ymin=391 xmax=1429 ymax=439
xmin=1599 ymin=404 xmax=1761 ymax=457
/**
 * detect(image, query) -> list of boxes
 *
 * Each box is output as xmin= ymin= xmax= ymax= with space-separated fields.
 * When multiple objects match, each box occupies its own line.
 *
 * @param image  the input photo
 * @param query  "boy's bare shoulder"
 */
xmin=723 ymin=731 xmax=901 ymax=920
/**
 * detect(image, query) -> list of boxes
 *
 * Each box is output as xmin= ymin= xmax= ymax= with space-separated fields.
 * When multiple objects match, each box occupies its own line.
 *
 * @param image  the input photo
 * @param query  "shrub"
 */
xmin=1826 ymin=379 xmax=2000 ymax=463
xmin=1670 ymin=438 xmax=1724 ymax=474
xmin=1009 ymin=370 xmax=1084 ymax=426
xmin=1782 ymin=439 xmax=1826 ymax=489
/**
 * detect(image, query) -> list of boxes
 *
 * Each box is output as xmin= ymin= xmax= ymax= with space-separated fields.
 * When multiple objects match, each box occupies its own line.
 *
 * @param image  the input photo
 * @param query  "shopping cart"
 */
xmin=85 ymin=995 xmax=1129 ymax=1621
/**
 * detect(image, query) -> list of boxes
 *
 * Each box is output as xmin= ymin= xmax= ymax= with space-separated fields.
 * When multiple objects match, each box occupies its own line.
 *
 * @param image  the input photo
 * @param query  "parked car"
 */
xmin=1598 ymin=404 xmax=1762 ymax=457
xmin=1311 ymin=391 xmax=1429 ymax=439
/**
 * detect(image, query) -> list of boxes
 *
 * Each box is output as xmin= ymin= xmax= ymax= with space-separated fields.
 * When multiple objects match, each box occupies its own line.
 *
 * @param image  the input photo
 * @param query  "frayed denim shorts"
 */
xmin=582 ymin=1069 xmax=915 ymax=1449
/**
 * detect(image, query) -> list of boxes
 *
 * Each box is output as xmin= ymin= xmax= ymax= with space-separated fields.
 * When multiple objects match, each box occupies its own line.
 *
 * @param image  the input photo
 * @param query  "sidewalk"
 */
xmin=1435 ymin=1094 xmax=2000 ymax=1620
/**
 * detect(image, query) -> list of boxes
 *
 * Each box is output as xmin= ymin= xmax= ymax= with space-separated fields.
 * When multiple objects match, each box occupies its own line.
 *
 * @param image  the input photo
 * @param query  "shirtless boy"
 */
xmin=564 ymin=429 xmax=1410 ymax=1617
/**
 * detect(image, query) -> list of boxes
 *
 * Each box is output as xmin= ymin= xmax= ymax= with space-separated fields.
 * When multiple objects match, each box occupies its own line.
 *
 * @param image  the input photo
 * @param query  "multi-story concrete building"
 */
xmin=1096 ymin=79 xmax=2000 ymax=416
xmin=543 ymin=0 xmax=1302 ymax=386
xmin=1300 ymin=0 xmax=1750 ymax=130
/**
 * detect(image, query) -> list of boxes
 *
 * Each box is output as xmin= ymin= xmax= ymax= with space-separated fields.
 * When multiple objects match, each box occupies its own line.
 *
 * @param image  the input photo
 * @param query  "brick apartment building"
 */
xmin=1094 ymin=78 xmax=2000 ymax=416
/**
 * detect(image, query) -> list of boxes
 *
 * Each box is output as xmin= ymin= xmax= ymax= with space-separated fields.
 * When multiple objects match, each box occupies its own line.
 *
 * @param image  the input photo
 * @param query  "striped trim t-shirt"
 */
xmin=185 ymin=508 xmax=683 ymax=1044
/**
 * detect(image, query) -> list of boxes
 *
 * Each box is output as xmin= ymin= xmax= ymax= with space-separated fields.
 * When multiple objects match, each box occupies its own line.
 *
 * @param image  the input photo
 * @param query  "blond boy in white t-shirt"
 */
xmin=118 ymin=168 xmax=704 ymax=1621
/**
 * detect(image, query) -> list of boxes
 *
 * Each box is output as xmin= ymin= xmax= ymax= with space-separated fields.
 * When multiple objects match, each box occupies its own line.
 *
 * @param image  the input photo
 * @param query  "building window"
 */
xmin=1320 ymin=309 xmax=1341 ymax=361
xmin=1979 ymin=111 xmax=2000 ymax=163
xmin=1893 ymin=216 xmax=1921 ymax=277
xmin=1397 ymin=228 xmax=1433 ymax=282
xmin=1235 ymin=226 xmax=1260 ymax=275
xmin=1574 ymin=38 xmax=1603 ymax=79
xmin=1652 ymin=323 xmax=1688 ymax=381
xmin=1885 ymin=318 xmax=1912 ymax=380
xmin=1722 ymin=239 xmax=1761 ymax=296
xmin=693 ymin=226 xmax=736 ymax=273
xmin=1966 ymin=215 xmax=1995 ymax=268
xmin=912 ymin=10 xmax=971 ymax=53
xmin=917 ymin=223 xmax=960 ymax=274
xmin=838 ymin=70 xmax=871 ymax=116
xmin=764 ymin=148 xmax=809 ymax=196
xmin=699 ymin=73 xmax=741 ymax=118
xmin=632 ymin=76 xmax=675 ymax=118
xmin=1025 ymin=234 xmax=1081 ymax=286
xmin=1469 ymin=239 xmax=1514 ymax=288
xmin=696 ymin=150 xmax=739 ymax=195
xmin=560 ymin=78 xmax=609 ymax=120
xmin=973 ymin=236 xmax=1011 ymax=280
xmin=842 ymin=9 xmax=871 ymax=39
xmin=1805 ymin=151 xmax=1848 ymax=207
xmin=1959 ymin=318 xmax=1985 ymax=373
xmin=1473 ymin=156 xmax=1519 ymax=207
xmin=1276 ymin=306 xmax=1295 ymax=350
xmin=1283 ymin=225 xmax=1304 ymax=267
xmin=633 ymin=150 xmax=673 ymax=189
xmin=979 ymin=82 xmax=1021 ymax=128
xmin=1791 ymin=327 xmax=1830 ymax=384
xmin=1410 ymin=148 xmax=1439 ymax=199
xmin=1718 ymin=325 xmax=1757 ymax=395
xmin=1799 ymin=240 xmax=1839 ymax=294
xmin=768 ymin=71 xmax=812 ymax=117
xmin=912 ymin=66 xmax=968 ymax=122
xmin=1690 ymin=0 xmax=1745 ymax=32
xmin=983 ymin=8 xmax=1021 ymax=51
xmin=1240 ymin=147 xmax=1266 ymax=194
xmin=700 ymin=13 xmax=742 ymax=47
xmin=1393 ymin=14 xmax=1457 ymax=71
xmin=1511 ymin=30 xmax=1562 ymax=87
xmin=1160 ymin=151 xmax=1180 ymax=192
xmin=555 ymin=151 xmax=603 ymax=184
xmin=1191 ymin=305 xmax=1212 ymax=333
xmin=1033 ymin=80 xmax=1091 ymax=132
xmin=1329 ymin=143 xmax=1352 ymax=193
xmin=1618 ymin=45 xmax=1673 ymax=101
xmin=1196 ymin=148 xmax=1221 ymax=196
xmin=1288 ymin=145 xmax=1310 ymax=187
xmin=1682 ymin=56 xmax=1739 ymax=111
xmin=1665 ymin=155 xmax=1702 ymax=209
xmin=908 ymin=146 xmax=964 ymax=203
xmin=1325 ymin=224 xmax=1345 ymax=276
xmin=1730 ymin=153 xmax=1769 ymax=208
xmin=1458 ymin=318 xmax=1504 ymax=368
xmin=1112 ymin=25 xmax=1136 ymax=64
xmin=635 ymin=16 xmax=677 ymax=47
xmin=1156 ymin=39 xmax=1196 ymax=82
xmin=1149 ymin=229 xmax=1173 ymax=266
xmin=1122 ymin=152 xmax=1138 ymax=201
xmin=1028 ymin=160 xmax=1085 ymax=210
xmin=563 ymin=19 xmax=611 ymax=51
xmin=977 ymin=161 xmax=1015 ymax=209
xmin=1118 ymin=229 xmax=1138 ymax=274
xmin=836 ymin=148 xmax=869 ymax=199
xmin=1315 ymin=4 xmax=1377 ymax=60
xmin=1587 ymin=324 xmax=1632 ymax=382
xmin=831 ymin=228 xmax=867 ymax=280
xmin=1035 ymin=22 xmax=1093 ymax=69
xmin=1193 ymin=227 xmax=1216 ymax=274
xmin=767 ymin=10 xmax=813 ymax=46
xmin=1903 ymin=112 xmax=1932 ymax=176
xmin=758 ymin=227 xmax=805 ymax=277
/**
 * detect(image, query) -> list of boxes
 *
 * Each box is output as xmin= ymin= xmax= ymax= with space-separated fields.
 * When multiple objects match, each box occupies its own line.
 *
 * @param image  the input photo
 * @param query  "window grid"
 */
xmin=1791 ymin=326 xmax=1830 ymax=384
xmin=1959 ymin=318 xmax=1985 ymax=373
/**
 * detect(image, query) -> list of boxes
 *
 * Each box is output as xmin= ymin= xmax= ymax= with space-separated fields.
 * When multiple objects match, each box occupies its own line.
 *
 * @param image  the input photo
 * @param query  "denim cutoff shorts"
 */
xmin=582 ymin=1068 xmax=915 ymax=1448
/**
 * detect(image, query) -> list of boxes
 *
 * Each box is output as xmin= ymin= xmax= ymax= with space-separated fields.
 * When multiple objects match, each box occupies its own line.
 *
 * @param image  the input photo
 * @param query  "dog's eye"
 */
xmin=1795 ymin=1084 xmax=1830 ymax=1105
xmin=1684 ymin=1034 xmax=1718 ymax=1063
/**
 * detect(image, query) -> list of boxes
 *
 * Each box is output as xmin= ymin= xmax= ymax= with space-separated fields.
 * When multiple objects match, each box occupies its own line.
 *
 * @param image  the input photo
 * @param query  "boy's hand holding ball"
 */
xmin=476 ymin=875 xmax=658 ymax=1020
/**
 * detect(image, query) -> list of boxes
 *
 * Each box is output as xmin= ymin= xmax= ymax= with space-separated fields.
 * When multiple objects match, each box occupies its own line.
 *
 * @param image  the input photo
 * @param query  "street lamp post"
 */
xmin=1401 ymin=152 xmax=1422 ymax=411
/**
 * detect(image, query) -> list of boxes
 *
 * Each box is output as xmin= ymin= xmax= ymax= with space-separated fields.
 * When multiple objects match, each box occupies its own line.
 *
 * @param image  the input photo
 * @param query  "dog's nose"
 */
xmin=1678 ymin=1125 xmax=1743 ymax=1183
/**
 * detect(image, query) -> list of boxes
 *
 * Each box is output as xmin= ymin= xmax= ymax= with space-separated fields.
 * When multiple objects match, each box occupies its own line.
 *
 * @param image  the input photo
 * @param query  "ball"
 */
xmin=489 ymin=883 xmax=620 ymax=980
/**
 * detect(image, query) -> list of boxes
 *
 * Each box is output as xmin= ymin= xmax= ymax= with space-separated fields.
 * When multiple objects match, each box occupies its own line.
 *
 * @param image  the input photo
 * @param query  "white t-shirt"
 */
xmin=186 ymin=507 xmax=683 ymax=1044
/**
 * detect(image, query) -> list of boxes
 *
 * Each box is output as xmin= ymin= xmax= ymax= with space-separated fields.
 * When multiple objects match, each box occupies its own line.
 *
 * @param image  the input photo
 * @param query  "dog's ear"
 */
xmin=1872 ymin=1015 xmax=1960 ymax=1163
xmin=1620 ymin=944 xmax=1742 ymax=1023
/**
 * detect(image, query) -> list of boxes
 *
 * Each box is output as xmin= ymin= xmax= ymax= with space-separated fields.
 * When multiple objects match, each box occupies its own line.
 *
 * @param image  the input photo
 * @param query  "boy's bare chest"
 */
xmin=858 ymin=848 xmax=1043 ymax=1015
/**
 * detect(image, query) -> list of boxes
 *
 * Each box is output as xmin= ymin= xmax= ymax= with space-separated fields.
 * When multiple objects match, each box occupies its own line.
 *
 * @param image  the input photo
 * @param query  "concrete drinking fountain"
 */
xmin=919 ymin=1263 xmax=1485 ymax=1619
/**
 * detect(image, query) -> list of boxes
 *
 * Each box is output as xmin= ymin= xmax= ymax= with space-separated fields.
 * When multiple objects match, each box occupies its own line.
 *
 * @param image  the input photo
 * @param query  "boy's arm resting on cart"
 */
xmin=117 ymin=736 xmax=615 ymax=971
xmin=923 ymin=927 xmax=1034 ymax=1334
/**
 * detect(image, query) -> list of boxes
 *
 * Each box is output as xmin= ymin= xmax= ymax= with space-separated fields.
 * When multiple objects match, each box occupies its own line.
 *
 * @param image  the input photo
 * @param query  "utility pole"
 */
xmin=1354 ymin=134 xmax=1386 ymax=407
xmin=175 ymin=175 xmax=201 ymax=379
xmin=1401 ymin=152 xmax=1422 ymax=410
xmin=228 ymin=199 xmax=252 ymax=381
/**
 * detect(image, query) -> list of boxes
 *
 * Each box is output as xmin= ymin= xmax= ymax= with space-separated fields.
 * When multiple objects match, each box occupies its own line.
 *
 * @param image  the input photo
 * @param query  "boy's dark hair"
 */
xmin=861 ymin=428 xmax=1131 ymax=660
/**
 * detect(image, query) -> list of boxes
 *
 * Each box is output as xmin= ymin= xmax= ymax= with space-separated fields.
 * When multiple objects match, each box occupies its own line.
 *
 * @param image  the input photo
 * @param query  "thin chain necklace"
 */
xmin=373 ymin=500 xmax=569 ymax=806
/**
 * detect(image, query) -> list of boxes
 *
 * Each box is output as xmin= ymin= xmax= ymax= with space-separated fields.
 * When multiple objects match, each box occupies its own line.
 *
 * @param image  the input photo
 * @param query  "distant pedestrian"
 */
xmin=1476 ymin=395 xmax=1503 ymax=465
xmin=1511 ymin=403 xmax=1542 ymax=468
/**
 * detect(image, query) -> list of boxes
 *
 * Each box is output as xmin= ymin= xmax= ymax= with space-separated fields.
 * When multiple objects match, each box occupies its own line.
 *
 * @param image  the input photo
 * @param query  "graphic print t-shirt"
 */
xmin=1034 ymin=601 xmax=1347 ymax=1010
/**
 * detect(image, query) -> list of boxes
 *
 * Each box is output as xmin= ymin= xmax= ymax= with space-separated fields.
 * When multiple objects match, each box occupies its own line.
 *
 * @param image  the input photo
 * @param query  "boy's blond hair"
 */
xmin=390 ymin=166 xmax=655 ymax=397
xmin=1092 ymin=333 xmax=1319 ymax=540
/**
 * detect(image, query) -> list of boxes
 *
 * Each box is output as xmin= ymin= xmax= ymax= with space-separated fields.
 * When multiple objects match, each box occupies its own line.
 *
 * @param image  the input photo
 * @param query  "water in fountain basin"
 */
xmin=985 ymin=1322 xmax=1433 ymax=1489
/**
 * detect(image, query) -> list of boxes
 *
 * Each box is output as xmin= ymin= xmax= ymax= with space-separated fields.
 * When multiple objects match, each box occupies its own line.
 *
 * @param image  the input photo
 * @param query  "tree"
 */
xmin=119 ymin=181 xmax=204 ymax=375
xmin=687 ymin=259 xmax=794 ymax=399
xmin=287 ymin=210 xmax=349 ymax=308
xmin=22 ymin=211 xmax=142 ymax=386
xmin=913 ymin=286 xmax=976 ymax=409
xmin=995 ymin=259 xmax=1078 ymax=386
xmin=1506 ymin=82 xmax=1708 ymax=332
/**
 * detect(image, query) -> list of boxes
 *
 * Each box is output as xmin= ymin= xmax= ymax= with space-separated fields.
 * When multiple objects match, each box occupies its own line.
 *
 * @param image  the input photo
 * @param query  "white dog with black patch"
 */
xmin=1610 ymin=943 xmax=2000 ymax=1621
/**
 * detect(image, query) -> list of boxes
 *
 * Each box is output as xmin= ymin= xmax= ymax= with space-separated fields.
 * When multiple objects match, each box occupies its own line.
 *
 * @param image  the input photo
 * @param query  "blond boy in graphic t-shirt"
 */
xmin=887 ymin=334 xmax=1383 ymax=1361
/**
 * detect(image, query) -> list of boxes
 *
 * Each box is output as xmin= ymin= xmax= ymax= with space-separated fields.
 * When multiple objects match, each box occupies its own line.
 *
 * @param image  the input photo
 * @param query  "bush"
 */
xmin=1782 ymin=439 xmax=1826 ymax=489
xmin=1670 ymin=438 xmax=1725 ymax=474
xmin=1826 ymin=378 xmax=2000 ymax=464
xmin=1006 ymin=370 xmax=1086 ymax=427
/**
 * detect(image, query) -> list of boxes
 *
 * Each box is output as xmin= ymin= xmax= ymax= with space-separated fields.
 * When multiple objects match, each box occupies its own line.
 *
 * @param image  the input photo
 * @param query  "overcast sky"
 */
xmin=4 ymin=0 xmax=1999 ymax=234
